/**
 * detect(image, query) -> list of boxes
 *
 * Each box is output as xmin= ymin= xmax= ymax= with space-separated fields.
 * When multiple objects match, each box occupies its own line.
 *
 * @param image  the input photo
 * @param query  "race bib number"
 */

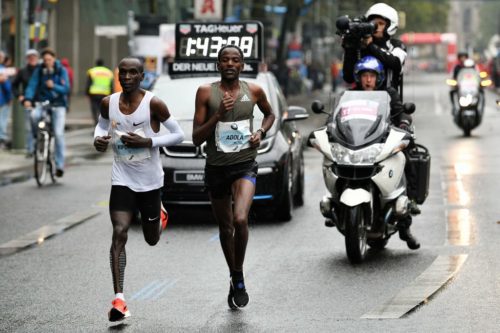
xmin=215 ymin=119 xmax=252 ymax=153
xmin=112 ymin=128 xmax=151 ymax=162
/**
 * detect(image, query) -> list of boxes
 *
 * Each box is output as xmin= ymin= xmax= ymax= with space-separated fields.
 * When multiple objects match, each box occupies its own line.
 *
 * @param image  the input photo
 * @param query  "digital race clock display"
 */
xmin=175 ymin=22 xmax=263 ymax=61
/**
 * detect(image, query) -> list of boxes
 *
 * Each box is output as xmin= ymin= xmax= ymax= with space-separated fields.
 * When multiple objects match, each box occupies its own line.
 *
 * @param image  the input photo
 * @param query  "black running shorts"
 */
xmin=204 ymin=160 xmax=258 ymax=199
xmin=109 ymin=185 xmax=161 ymax=220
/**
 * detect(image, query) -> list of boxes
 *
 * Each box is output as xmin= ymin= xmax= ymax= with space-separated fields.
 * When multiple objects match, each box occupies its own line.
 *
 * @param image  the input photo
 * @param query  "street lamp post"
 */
xmin=12 ymin=0 xmax=28 ymax=151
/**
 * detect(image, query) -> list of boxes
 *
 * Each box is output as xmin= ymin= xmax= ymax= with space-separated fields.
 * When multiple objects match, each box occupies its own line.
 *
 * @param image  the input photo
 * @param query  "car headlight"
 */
xmin=331 ymin=143 xmax=383 ymax=165
xmin=257 ymin=137 xmax=273 ymax=154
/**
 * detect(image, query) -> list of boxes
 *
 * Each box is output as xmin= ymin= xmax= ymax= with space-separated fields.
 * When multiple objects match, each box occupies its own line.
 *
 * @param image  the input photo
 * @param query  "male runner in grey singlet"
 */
xmin=193 ymin=45 xmax=275 ymax=309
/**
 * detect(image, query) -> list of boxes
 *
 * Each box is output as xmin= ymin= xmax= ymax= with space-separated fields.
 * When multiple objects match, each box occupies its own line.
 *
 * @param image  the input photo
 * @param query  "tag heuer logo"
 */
xmin=246 ymin=23 xmax=258 ymax=34
xmin=179 ymin=24 xmax=191 ymax=35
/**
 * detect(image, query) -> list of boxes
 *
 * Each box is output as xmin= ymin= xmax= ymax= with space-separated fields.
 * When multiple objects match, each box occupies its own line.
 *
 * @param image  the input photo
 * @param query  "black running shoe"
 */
xmin=227 ymin=283 xmax=237 ymax=309
xmin=230 ymin=279 xmax=249 ymax=308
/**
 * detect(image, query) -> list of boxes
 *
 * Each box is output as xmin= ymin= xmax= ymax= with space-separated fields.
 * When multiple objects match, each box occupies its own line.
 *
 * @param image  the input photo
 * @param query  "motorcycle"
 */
xmin=308 ymin=90 xmax=429 ymax=263
xmin=446 ymin=68 xmax=491 ymax=136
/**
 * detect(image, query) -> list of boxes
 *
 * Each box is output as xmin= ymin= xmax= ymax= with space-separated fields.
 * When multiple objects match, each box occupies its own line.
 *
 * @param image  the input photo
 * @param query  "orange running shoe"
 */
xmin=160 ymin=203 xmax=169 ymax=231
xmin=108 ymin=298 xmax=131 ymax=322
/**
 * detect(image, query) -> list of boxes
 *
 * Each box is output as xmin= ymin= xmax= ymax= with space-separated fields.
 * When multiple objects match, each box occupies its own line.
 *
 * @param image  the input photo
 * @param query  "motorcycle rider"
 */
xmin=449 ymin=51 xmax=468 ymax=114
xmin=342 ymin=3 xmax=406 ymax=93
xmin=351 ymin=56 xmax=420 ymax=250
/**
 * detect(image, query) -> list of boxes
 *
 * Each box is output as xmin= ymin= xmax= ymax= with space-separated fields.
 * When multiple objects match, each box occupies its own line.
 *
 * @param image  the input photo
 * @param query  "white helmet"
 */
xmin=366 ymin=3 xmax=399 ymax=36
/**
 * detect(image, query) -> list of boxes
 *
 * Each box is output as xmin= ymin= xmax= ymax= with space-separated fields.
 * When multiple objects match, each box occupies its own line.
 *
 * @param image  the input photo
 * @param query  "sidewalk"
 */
xmin=0 ymin=95 xmax=97 ymax=184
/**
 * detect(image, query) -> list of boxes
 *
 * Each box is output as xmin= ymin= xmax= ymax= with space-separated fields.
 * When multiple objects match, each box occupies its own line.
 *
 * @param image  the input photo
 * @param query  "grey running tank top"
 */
xmin=205 ymin=80 xmax=257 ymax=166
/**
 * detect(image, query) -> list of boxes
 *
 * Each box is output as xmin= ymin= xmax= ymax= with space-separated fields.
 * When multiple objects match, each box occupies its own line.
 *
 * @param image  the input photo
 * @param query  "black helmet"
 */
xmin=457 ymin=51 xmax=468 ymax=58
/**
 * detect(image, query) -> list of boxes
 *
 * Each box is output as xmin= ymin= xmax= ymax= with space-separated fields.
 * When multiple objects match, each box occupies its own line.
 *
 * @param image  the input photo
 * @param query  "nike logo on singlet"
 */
xmin=133 ymin=121 xmax=144 ymax=126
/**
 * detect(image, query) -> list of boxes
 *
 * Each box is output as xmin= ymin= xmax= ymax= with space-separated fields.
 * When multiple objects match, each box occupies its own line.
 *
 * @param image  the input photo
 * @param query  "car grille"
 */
xmin=332 ymin=165 xmax=378 ymax=180
xmin=164 ymin=142 xmax=206 ymax=158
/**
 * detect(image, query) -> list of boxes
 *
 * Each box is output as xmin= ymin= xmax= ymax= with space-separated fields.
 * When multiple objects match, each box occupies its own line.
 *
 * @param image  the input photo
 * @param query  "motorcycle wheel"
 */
xmin=293 ymin=153 xmax=305 ymax=207
xmin=345 ymin=205 xmax=368 ymax=264
xmin=367 ymin=238 xmax=388 ymax=250
xmin=275 ymin=159 xmax=293 ymax=222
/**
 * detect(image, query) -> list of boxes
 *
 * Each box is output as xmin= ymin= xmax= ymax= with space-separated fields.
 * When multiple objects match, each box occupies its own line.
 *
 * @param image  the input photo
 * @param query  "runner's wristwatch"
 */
xmin=256 ymin=127 xmax=266 ymax=139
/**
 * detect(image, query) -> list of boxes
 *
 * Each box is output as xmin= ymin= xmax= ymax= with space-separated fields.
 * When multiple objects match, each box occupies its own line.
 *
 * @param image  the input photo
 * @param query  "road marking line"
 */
xmin=434 ymin=89 xmax=443 ymax=115
xmin=0 ymin=209 xmax=101 ymax=257
xmin=361 ymin=254 xmax=467 ymax=319
xmin=131 ymin=279 xmax=177 ymax=301
xmin=151 ymin=279 xmax=178 ymax=300
xmin=130 ymin=280 xmax=160 ymax=300
xmin=209 ymin=232 xmax=220 ymax=242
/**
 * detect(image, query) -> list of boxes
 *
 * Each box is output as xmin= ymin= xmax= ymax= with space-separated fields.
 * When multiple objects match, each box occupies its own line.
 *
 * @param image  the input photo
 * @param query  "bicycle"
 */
xmin=32 ymin=101 xmax=56 ymax=186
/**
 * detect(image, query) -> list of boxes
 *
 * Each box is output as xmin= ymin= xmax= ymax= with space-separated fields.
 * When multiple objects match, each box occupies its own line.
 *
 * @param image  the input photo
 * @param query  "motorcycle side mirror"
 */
xmin=403 ymin=103 xmax=416 ymax=114
xmin=311 ymin=100 xmax=326 ymax=114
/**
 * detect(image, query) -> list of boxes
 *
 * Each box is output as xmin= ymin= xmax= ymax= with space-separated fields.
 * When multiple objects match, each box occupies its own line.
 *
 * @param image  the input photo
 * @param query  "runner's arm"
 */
xmin=192 ymin=84 xmax=221 ymax=146
xmin=149 ymin=96 xmax=185 ymax=148
xmin=93 ymin=96 xmax=111 ymax=152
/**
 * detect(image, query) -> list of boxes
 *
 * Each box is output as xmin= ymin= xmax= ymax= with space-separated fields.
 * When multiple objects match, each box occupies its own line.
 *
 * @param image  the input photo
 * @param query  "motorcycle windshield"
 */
xmin=457 ymin=69 xmax=480 ymax=94
xmin=330 ymin=91 xmax=390 ymax=148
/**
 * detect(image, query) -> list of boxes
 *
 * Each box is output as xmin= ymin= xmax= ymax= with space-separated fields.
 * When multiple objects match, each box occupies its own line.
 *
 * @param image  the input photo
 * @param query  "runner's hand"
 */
xmin=220 ymin=91 xmax=235 ymax=114
xmin=94 ymin=135 xmax=111 ymax=152
xmin=249 ymin=131 xmax=262 ymax=148
xmin=121 ymin=132 xmax=151 ymax=148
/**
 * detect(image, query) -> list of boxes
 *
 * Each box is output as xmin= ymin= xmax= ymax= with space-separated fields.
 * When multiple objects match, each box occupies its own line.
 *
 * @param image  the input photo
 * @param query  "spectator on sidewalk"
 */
xmin=86 ymin=59 xmax=113 ymax=125
xmin=0 ymin=51 xmax=13 ymax=150
xmin=12 ymin=49 xmax=40 ymax=156
xmin=60 ymin=58 xmax=74 ymax=112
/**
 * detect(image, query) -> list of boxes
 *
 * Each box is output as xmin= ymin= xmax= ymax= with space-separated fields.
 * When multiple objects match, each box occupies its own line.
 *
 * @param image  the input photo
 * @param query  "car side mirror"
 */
xmin=403 ymin=102 xmax=416 ymax=114
xmin=284 ymin=106 xmax=309 ymax=122
xmin=311 ymin=100 xmax=325 ymax=114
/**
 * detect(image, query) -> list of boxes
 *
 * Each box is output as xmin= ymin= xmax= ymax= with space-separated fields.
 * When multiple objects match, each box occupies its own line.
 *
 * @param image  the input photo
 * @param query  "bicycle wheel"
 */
xmin=34 ymin=130 xmax=49 ymax=186
xmin=48 ymin=135 xmax=56 ymax=183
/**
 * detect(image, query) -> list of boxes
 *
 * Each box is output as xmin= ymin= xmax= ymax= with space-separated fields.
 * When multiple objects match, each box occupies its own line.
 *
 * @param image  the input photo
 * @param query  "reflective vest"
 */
xmin=88 ymin=66 xmax=113 ymax=95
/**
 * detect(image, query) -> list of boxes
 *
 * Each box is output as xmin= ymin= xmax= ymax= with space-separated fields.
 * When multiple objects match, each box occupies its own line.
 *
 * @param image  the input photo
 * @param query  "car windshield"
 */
xmin=152 ymin=76 xmax=269 ymax=122
xmin=330 ymin=90 xmax=390 ymax=147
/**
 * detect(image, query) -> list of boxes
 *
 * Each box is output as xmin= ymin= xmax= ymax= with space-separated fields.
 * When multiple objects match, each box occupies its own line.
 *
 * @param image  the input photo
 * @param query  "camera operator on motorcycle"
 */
xmin=350 ymin=56 xmax=420 ymax=250
xmin=341 ymin=3 xmax=406 ymax=94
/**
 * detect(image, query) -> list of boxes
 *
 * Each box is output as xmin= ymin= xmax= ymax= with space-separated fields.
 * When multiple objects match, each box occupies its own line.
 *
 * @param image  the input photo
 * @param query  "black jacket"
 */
xmin=342 ymin=37 xmax=406 ymax=90
xmin=11 ymin=64 xmax=37 ymax=98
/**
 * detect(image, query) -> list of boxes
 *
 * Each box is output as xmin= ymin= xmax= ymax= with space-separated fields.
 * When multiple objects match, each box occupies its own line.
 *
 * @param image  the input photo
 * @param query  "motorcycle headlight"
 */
xmin=459 ymin=94 xmax=473 ymax=107
xmin=331 ymin=143 xmax=383 ymax=165
xmin=38 ymin=121 xmax=46 ymax=129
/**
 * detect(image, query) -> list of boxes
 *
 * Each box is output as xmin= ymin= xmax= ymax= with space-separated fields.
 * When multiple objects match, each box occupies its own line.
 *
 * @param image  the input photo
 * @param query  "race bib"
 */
xmin=112 ymin=128 xmax=151 ymax=162
xmin=215 ymin=119 xmax=252 ymax=153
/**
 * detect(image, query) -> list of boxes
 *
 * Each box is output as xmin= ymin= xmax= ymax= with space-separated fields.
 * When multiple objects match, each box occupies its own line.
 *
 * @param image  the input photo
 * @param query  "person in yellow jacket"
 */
xmin=86 ymin=59 xmax=114 ymax=124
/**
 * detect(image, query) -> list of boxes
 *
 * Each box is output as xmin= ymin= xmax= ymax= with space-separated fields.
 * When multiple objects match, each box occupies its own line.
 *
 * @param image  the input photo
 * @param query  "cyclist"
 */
xmin=23 ymin=47 xmax=70 ymax=177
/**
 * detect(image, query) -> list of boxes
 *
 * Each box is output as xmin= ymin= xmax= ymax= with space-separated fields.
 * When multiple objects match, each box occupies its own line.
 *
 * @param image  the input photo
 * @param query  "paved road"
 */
xmin=1 ymin=73 xmax=500 ymax=332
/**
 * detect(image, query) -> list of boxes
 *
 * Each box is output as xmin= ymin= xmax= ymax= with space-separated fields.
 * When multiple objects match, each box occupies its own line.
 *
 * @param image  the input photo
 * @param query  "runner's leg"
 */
xmin=110 ymin=211 xmax=133 ymax=293
xmin=209 ymin=194 xmax=235 ymax=272
xmin=230 ymin=178 xmax=255 ymax=272
xmin=138 ymin=189 xmax=162 ymax=246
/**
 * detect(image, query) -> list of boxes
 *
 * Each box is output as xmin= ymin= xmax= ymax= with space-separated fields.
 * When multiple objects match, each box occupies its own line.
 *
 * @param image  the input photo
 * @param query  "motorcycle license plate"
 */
xmin=174 ymin=171 xmax=205 ymax=184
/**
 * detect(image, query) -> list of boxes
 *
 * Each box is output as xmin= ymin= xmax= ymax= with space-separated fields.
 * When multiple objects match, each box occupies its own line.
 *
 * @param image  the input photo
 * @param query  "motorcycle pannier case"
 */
xmin=406 ymin=143 xmax=431 ymax=204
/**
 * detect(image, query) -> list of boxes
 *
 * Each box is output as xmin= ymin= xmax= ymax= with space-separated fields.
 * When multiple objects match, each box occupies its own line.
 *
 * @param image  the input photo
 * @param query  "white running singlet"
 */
xmin=109 ymin=91 xmax=164 ymax=192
